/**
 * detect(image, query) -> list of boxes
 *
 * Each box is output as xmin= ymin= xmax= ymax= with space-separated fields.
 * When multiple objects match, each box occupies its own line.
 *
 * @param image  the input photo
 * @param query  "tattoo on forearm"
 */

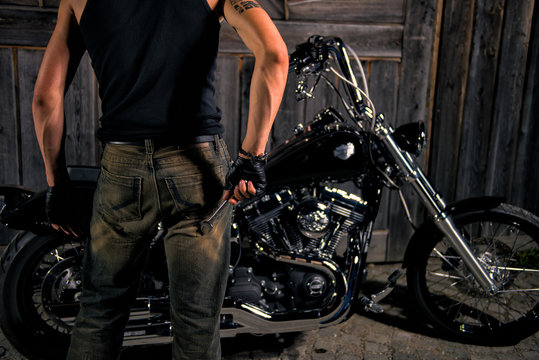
xmin=230 ymin=0 xmax=260 ymax=14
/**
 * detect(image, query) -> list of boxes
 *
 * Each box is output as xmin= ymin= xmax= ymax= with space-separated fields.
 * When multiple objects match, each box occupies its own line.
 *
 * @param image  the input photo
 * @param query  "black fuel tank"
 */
xmin=266 ymin=108 xmax=367 ymax=187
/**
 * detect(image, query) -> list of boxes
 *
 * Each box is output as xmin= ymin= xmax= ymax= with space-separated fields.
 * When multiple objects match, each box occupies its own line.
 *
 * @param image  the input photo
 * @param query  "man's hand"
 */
xmin=45 ymin=182 xmax=84 ymax=237
xmin=223 ymin=153 xmax=267 ymax=205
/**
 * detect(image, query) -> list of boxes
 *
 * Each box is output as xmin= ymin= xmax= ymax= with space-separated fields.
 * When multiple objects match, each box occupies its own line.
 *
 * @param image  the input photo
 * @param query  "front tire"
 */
xmin=0 ymin=231 xmax=84 ymax=360
xmin=407 ymin=204 xmax=539 ymax=344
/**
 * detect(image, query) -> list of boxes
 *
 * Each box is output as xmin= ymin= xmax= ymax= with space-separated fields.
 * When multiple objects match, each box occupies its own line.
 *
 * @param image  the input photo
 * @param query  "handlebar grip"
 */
xmin=288 ymin=35 xmax=331 ymax=74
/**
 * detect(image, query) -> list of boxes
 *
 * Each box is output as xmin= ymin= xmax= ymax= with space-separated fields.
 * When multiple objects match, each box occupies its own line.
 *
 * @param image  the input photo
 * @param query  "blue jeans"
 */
xmin=67 ymin=138 xmax=232 ymax=360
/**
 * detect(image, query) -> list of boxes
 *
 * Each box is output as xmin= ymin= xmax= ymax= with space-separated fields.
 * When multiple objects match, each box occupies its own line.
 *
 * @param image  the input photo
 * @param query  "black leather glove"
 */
xmin=224 ymin=153 xmax=267 ymax=196
xmin=45 ymin=182 xmax=83 ymax=236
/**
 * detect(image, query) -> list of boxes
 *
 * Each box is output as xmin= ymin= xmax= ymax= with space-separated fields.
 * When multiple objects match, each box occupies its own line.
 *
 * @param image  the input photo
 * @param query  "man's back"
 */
xmin=78 ymin=0 xmax=223 ymax=142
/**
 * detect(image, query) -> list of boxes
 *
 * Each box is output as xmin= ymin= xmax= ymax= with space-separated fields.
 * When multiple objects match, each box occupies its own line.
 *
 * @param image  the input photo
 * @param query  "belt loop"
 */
xmin=145 ymin=139 xmax=154 ymax=155
xmin=213 ymin=134 xmax=220 ymax=155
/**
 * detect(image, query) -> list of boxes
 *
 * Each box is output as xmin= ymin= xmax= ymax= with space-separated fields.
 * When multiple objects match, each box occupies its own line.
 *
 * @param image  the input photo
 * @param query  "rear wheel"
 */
xmin=0 ymin=231 xmax=84 ymax=359
xmin=407 ymin=204 xmax=539 ymax=344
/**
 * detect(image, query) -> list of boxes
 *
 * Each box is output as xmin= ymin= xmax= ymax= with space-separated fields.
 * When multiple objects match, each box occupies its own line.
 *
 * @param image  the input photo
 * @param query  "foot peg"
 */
xmin=360 ymin=269 xmax=402 ymax=313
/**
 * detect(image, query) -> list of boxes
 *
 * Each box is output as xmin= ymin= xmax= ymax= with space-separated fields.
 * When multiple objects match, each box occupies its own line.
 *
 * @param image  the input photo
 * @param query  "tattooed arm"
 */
xmin=222 ymin=0 xmax=288 ymax=203
xmin=223 ymin=0 xmax=288 ymax=157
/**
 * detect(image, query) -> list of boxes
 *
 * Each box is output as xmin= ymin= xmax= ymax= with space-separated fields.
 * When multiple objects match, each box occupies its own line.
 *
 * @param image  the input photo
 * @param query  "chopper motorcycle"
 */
xmin=1 ymin=36 xmax=538 ymax=359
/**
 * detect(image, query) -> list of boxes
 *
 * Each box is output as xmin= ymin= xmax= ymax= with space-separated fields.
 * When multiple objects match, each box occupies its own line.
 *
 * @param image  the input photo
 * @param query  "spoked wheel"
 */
xmin=407 ymin=204 xmax=539 ymax=344
xmin=0 ymin=231 xmax=84 ymax=359
xmin=1 ymin=230 xmax=173 ymax=359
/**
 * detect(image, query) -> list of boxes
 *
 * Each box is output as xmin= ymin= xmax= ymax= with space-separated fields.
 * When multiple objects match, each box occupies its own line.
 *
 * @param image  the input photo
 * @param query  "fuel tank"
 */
xmin=266 ymin=108 xmax=367 ymax=187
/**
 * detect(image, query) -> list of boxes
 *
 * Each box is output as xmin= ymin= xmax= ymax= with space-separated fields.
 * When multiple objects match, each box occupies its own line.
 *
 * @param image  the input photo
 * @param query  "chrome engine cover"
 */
xmin=296 ymin=198 xmax=330 ymax=239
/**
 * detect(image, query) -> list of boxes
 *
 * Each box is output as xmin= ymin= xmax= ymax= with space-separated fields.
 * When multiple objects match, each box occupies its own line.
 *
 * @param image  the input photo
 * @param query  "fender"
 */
xmin=0 ymin=166 xmax=99 ymax=232
xmin=402 ymin=196 xmax=505 ymax=268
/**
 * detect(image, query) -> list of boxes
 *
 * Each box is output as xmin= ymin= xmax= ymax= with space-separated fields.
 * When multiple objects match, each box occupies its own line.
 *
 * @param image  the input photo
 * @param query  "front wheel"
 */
xmin=407 ymin=203 xmax=539 ymax=344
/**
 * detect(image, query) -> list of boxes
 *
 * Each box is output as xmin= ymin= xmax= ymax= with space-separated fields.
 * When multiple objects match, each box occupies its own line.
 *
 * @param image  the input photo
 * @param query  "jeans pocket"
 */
xmin=165 ymin=176 xmax=205 ymax=215
xmin=96 ymin=167 xmax=142 ymax=222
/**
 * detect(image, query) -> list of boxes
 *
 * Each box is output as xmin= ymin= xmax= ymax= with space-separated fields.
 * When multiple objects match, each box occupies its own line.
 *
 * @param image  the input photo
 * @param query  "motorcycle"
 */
xmin=1 ymin=36 xmax=538 ymax=360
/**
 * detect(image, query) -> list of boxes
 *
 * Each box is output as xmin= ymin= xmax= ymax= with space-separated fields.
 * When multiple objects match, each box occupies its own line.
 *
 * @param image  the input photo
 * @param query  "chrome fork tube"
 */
xmin=375 ymin=121 xmax=498 ymax=294
xmin=331 ymin=40 xmax=497 ymax=293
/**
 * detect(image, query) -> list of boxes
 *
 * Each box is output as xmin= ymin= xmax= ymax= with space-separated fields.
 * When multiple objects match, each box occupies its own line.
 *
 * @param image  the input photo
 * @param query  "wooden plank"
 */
xmin=385 ymin=0 xmax=442 ymax=261
xmin=0 ymin=7 xmax=56 ymax=47
xmin=368 ymin=61 xmax=415 ymax=262
xmin=18 ymin=48 xmax=46 ymax=190
xmin=215 ymin=55 xmax=241 ymax=157
xmin=0 ymin=1 xmax=39 ymax=6
xmin=43 ymin=0 xmax=60 ymax=7
xmin=1 ymin=9 xmax=402 ymax=58
xmin=369 ymin=61 xmax=399 ymax=233
xmin=455 ymin=0 xmax=505 ymax=201
xmin=398 ymin=0 xmax=441 ymax=149
xmin=258 ymin=0 xmax=284 ymax=19
xmin=365 ymin=230 xmax=389 ymax=263
xmin=512 ymin=2 xmax=539 ymax=214
xmin=30 ymin=0 xmax=283 ymax=14
xmin=0 ymin=48 xmax=20 ymax=184
xmin=287 ymin=0 xmax=405 ymax=24
xmin=63 ymin=52 xmax=99 ymax=167
xmin=428 ymin=0 xmax=476 ymax=203
xmin=485 ymin=0 xmax=535 ymax=198
xmin=219 ymin=21 xmax=403 ymax=59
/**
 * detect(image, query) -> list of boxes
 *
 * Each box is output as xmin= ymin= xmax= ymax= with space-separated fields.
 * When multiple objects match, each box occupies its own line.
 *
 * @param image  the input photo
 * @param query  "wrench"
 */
xmin=199 ymin=200 xmax=230 ymax=235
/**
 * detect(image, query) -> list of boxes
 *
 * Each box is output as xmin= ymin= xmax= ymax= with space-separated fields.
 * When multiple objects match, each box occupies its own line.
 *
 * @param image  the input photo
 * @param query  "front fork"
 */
xmin=375 ymin=120 xmax=499 ymax=294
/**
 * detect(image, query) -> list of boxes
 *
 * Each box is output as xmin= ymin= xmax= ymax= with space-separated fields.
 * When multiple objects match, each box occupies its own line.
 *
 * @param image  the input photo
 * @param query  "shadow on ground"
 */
xmin=117 ymin=277 xmax=436 ymax=359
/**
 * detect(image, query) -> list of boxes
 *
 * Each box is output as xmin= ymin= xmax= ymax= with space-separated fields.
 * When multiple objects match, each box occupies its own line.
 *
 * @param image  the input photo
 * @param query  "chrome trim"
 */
xmin=220 ymin=303 xmax=350 ymax=337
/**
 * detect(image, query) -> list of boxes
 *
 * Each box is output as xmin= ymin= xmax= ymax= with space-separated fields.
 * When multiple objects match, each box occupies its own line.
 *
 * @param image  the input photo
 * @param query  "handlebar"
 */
xmin=288 ymin=35 xmax=334 ymax=73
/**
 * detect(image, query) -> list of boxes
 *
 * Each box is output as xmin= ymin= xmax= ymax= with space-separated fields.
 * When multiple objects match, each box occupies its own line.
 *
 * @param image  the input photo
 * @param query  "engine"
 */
xmin=238 ymin=186 xmax=368 ymax=258
xmin=227 ymin=186 xmax=367 ymax=313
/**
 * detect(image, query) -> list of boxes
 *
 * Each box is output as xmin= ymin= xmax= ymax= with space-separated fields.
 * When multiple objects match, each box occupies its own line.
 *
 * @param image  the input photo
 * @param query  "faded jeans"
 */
xmin=67 ymin=137 xmax=232 ymax=360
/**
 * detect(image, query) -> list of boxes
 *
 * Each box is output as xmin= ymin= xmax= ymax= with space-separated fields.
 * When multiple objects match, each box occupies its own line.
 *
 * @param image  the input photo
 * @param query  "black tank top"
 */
xmin=79 ymin=0 xmax=223 ymax=142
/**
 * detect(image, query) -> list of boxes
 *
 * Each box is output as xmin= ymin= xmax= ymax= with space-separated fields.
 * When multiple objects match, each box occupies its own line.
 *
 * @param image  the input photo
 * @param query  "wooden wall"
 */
xmin=0 ymin=0 xmax=537 ymax=262
xmin=430 ymin=0 xmax=539 ymax=218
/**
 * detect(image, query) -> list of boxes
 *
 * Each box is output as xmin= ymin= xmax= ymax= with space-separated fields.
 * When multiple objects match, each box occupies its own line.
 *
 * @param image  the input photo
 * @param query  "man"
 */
xmin=32 ymin=0 xmax=288 ymax=358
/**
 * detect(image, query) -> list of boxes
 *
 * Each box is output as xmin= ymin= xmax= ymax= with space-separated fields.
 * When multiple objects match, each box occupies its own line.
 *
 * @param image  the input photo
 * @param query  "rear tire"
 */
xmin=407 ymin=204 xmax=539 ymax=344
xmin=0 ymin=230 xmax=84 ymax=360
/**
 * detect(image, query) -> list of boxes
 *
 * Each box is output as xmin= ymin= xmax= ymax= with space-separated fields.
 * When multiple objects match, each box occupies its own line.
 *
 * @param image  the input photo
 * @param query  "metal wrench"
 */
xmin=199 ymin=200 xmax=230 ymax=235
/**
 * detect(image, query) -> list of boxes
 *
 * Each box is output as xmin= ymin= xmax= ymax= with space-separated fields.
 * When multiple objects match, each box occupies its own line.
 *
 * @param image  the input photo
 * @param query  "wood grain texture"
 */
xmin=429 ymin=0 xmax=476 ymax=202
xmin=0 ymin=1 xmax=39 ymax=6
xmin=43 ymin=0 xmax=60 ymax=7
xmin=17 ymin=48 xmax=46 ymax=190
xmin=369 ymin=61 xmax=399 ymax=234
xmin=485 ymin=0 xmax=535 ymax=198
xmin=219 ymin=21 xmax=403 ymax=58
xmin=455 ymin=0 xmax=505 ymax=200
xmin=388 ymin=0 xmax=442 ymax=261
xmin=287 ymin=0 xmax=405 ymax=24
xmin=258 ymin=0 xmax=285 ymax=19
xmin=369 ymin=61 xmax=417 ymax=262
xmin=0 ymin=48 xmax=19 ymax=184
xmin=397 ymin=0 xmax=440 ymax=137
xmin=512 ymin=2 xmax=539 ymax=213
xmin=0 ymin=7 xmax=56 ymax=47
